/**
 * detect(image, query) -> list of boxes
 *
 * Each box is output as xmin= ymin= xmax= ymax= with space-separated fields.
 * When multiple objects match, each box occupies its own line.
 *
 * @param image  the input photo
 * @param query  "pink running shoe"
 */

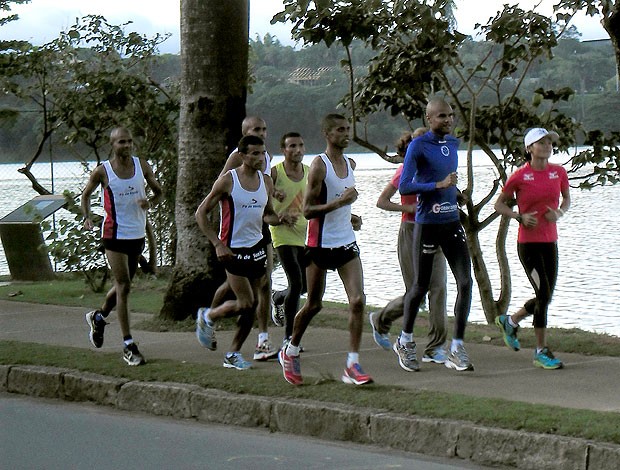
xmin=342 ymin=363 xmax=374 ymax=385
xmin=279 ymin=349 xmax=303 ymax=385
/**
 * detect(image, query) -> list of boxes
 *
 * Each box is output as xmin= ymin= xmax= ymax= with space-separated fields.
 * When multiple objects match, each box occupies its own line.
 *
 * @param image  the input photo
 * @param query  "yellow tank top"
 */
xmin=269 ymin=162 xmax=309 ymax=248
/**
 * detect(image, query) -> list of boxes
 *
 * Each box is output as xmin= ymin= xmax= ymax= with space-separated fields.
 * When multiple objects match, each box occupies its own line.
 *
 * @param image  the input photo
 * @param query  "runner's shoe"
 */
xmin=195 ymin=307 xmax=217 ymax=350
xmin=342 ymin=363 xmax=374 ymax=385
xmin=369 ymin=312 xmax=391 ymax=350
xmin=85 ymin=309 xmax=107 ymax=348
xmin=271 ymin=291 xmax=285 ymax=327
xmin=533 ymin=347 xmax=563 ymax=369
xmin=223 ymin=352 xmax=252 ymax=370
xmin=392 ymin=340 xmax=419 ymax=372
xmin=445 ymin=344 xmax=474 ymax=371
xmin=495 ymin=314 xmax=520 ymax=351
xmin=253 ymin=339 xmax=279 ymax=361
xmin=123 ymin=343 xmax=146 ymax=366
xmin=422 ymin=345 xmax=448 ymax=364
xmin=279 ymin=349 xmax=302 ymax=385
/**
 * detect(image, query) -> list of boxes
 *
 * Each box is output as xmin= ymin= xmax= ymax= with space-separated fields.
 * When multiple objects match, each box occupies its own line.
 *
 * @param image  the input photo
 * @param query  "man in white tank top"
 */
xmin=213 ymin=116 xmax=279 ymax=362
xmin=279 ymin=114 xmax=373 ymax=386
xmin=195 ymin=135 xmax=293 ymax=370
xmin=81 ymin=127 xmax=163 ymax=366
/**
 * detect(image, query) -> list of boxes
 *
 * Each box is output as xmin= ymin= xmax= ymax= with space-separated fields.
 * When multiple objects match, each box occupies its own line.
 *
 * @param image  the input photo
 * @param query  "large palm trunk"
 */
xmin=160 ymin=0 xmax=249 ymax=320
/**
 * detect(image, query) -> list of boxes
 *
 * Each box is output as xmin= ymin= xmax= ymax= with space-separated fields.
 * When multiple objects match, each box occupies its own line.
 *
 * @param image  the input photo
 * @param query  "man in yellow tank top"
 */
xmin=269 ymin=132 xmax=309 ymax=346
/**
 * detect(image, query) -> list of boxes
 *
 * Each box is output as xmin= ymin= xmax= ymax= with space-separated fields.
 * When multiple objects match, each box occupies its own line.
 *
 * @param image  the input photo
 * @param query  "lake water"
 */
xmin=1 ymin=153 xmax=619 ymax=337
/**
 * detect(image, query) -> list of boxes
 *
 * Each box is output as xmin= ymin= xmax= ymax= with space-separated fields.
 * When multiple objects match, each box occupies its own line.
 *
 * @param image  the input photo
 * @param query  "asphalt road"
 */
xmin=0 ymin=393 xmax=500 ymax=470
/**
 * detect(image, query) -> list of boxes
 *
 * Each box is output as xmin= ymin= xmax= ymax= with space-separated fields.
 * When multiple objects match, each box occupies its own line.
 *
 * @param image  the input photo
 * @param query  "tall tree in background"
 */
xmin=159 ymin=0 xmax=249 ymax=321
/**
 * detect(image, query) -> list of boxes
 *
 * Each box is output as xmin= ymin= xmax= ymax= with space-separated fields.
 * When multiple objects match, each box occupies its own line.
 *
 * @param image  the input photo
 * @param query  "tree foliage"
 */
xmin=554 ymin=0 xmax=620 ymax=77
xmin=0 ymin=14 xmax=179 ymax=285
xmin=274 ymin=0 xmax=620 ymax=322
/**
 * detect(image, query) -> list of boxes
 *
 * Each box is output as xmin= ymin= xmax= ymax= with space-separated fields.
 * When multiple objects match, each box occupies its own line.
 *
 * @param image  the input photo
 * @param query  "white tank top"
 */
xmin=101 ymin=157 xmax=147 ymax=240
xmin=219 ymin=169 xmax=267 ymax=248
xmin=306 ymin=153 xmax=356 ymax=248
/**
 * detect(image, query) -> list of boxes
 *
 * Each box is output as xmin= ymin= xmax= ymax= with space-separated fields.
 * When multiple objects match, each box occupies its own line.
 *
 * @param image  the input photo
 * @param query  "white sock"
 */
xmin=399 ymin=332 xmax=413 ymax=345
xmin=123 ymin=338 xmax=134 ymax=347
xmin=508 ymin=316 xmax=518 ymax=328
xmin=451 ymin=338 xmax=464 ymax=353
xmin=347 ymin=352 xmax=359 ymax=368
xmin=258 ymin=332 xmax=268 ymax=344
xmin=286 ymin=343 xmax=300 ymax=356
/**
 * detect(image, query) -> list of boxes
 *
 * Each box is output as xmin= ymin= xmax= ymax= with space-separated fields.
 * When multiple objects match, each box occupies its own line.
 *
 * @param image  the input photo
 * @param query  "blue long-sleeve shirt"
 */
xmin=399 ymin=130 xmax=460 ymax=224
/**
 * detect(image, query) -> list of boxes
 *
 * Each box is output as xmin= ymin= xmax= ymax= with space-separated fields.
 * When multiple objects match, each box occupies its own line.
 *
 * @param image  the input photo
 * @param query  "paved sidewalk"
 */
xmin=1 ymin=299 xmax=619 ymax=413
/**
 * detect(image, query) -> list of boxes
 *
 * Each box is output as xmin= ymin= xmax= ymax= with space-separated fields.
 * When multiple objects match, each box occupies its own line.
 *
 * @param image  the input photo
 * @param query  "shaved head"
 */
xmin=241 ymin=116 xmax=267 ymax=137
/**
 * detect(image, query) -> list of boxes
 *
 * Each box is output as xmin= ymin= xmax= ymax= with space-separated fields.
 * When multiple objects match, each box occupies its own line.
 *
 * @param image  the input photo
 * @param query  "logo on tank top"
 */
xmin=441 ymin=146 xmax=450 ymax=156
xmin=242 ymin=198 xmax=262 ymax=209
xmin=524 ymin=173 xmax=534 ymax=181
xmin=119 ymin=185 xmax=139 ymax=197
xmin=549 ymin=171 xmax=559 ymax=179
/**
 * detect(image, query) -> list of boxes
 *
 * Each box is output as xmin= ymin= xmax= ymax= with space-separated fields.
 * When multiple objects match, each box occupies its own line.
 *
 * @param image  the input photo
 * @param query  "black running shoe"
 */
xmin=123 ymin=343 xmax=146 ymax=366
xmin=85 ymin=310 xmax=107 ymax=348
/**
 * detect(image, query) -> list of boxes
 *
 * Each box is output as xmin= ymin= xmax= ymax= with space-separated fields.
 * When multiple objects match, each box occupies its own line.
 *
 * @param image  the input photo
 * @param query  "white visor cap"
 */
xmin=524 ymin=128 xmax=559 ymax=147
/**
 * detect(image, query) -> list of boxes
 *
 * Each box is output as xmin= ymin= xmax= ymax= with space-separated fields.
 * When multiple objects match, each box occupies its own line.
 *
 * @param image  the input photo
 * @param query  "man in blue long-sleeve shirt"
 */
xmin=395 ymin=97 xmax=474 ymax=372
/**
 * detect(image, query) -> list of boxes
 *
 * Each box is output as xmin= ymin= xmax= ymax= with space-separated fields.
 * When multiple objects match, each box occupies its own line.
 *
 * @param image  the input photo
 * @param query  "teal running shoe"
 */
xmin=223 ymin=352 xmax=252 ymax=370
xmin=495 ymin=314 xmax=520 ymax=351
xmin=533 ymin=347 xmax=563 ymax=369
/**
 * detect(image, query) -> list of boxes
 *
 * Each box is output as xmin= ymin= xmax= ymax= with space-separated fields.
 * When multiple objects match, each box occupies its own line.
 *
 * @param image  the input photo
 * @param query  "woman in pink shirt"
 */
xmin=494 ymin=128 xmax=571 ymax=369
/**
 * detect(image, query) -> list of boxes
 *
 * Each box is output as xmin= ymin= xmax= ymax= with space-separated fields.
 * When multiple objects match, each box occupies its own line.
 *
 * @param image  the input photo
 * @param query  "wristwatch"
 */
xmin=515 ymin=214 xmax=523 ymax=224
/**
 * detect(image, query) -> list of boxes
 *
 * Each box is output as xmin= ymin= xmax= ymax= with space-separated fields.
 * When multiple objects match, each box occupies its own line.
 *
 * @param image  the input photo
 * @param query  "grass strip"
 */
xmin=1 ymin=339 xmax=619 ymax=445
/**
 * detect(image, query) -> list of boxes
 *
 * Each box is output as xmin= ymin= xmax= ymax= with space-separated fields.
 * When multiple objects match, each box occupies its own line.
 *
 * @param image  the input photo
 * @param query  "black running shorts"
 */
xmin=306 ymin=241 xmax=360 ymax=271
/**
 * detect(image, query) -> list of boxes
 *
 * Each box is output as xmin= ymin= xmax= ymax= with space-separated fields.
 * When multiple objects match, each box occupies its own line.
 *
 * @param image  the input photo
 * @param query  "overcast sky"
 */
xmin=0 ymin=0 xmax=608 ymax=54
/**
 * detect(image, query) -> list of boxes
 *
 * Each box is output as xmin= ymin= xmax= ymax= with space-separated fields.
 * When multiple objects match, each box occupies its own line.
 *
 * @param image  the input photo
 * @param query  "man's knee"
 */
xmin=115 ymin=280 xmax=131 ymax=297
xmin=236 ymin=296 xmax=257 ymax=313
xmin=237 ymin=309 xmax=255 ymax=327
xmin=349 ymin=293 xmax=365 ymax=314
xmin=457 ymin=275 xmax=473 ymax=294
xmin=300 ymin=299 xmax=322 ymax=317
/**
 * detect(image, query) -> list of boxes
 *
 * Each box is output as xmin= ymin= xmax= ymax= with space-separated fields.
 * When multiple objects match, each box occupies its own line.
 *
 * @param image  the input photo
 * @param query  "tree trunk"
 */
xmin=159 ymin=0 xmax=249 ymax=321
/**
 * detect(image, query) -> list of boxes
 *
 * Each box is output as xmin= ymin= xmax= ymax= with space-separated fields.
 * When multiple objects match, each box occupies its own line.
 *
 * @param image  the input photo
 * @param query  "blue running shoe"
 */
xmin=223 ymin=352 xmax=251 ymax=370
xmin=533 ymin=347 xmax=563 ymax=369
xmin=369 ymin=312 xmax=391 ymax=350
xmin=495 ymin=314 xmax=520 ymax=351
xmin=196 ymin=307 xmax=217 ymax=350
xmin=422 ymin=345 xmax=448 ymax=364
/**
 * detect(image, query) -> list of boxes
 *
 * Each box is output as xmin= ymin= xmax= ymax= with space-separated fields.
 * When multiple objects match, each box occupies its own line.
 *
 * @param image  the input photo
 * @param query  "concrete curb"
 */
xmin=2 ymin=364 xmax=619 ymax=469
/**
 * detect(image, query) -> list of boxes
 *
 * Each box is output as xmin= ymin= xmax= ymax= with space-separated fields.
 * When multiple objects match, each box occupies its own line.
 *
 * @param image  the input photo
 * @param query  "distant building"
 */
xmin=288 ymin=66 xmax=367 ymax=86
xmin=287 ymin=67 xmax=335 ymax=86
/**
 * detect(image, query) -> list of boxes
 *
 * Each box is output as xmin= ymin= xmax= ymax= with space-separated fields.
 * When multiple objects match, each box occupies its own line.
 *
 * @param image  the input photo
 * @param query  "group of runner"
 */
xmin=82 ymin=96 xmax=570 ymax=379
